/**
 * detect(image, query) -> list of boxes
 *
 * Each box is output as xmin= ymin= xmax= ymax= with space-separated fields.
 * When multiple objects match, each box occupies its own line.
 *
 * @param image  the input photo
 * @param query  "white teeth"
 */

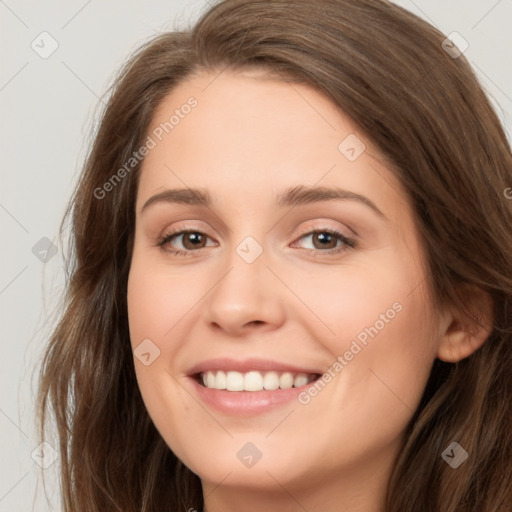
xmin=279 ymin=372 xmax=294 ymax=389
xmin=214 ymin=370 xmax=226 ymax=389
xmin=226 ymin=371 xmax=244 ymax=391
xmin=200 ymin=370 xmax=317 ymax=391
xmin=263 ymin=371 xmax=280 ymax=390
xmin=293 ymin=373 xmax=309 ymax=387
xmin=244 ymin=371 xmax=263 ymax=391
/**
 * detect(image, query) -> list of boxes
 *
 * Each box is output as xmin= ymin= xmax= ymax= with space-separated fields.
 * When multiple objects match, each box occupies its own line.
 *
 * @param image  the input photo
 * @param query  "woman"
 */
xmin=37 ymin=0 xmax=512 ymax=510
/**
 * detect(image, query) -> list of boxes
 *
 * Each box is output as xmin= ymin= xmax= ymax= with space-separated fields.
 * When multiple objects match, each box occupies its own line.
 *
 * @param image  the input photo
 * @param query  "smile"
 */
xmin=199 ymin=370 xmax=319 ymax=391
xmin=186 ymin=357 xmax=324 ymax=415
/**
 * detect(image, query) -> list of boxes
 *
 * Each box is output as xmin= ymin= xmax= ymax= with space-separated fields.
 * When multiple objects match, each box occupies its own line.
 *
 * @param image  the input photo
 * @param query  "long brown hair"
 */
xmin=37 ymin=0 xmax=512 ymax=510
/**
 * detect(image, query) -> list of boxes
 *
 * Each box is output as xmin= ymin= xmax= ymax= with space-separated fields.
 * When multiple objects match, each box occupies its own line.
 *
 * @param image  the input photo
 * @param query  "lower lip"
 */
xmin=188 ymin=376 xmax=316 ymax=416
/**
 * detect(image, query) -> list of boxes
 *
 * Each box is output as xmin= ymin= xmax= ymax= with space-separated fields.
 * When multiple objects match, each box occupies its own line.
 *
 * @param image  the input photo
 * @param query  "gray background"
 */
xmin=1 ymin=1 xmax=511 ymax=510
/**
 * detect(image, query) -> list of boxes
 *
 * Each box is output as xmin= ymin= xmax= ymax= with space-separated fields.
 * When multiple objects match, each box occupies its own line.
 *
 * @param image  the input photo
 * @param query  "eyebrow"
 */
xmin=140 ymin=185 xmax=388 ymax=220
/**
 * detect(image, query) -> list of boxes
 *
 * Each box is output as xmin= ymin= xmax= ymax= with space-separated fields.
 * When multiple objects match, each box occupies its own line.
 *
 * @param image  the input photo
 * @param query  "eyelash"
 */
xmin=156 ymin=227 xmax=357 ymax=258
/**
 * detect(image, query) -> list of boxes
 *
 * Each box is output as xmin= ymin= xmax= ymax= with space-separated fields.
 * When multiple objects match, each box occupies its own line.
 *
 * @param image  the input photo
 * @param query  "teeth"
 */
xmin=226 ymin=371 xmax=244 ymax=391
xmin=244 ymin=371 xmax=263 ymax=391
xmin=200 ymin=370 xmax=317 ymax=391
xmin=263 ymin=371 xmax=280 ymax=390
xmin=293 ymin=374 xmax=309 ymax=387
xmin=280 ymin=372 xmax=294 ymax=389
xmin=214 ymin=370 xmax=226 ymax=389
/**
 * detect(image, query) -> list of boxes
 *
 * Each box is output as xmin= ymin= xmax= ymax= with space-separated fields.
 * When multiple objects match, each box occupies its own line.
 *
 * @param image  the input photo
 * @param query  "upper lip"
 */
xmin=187 ymin=357 xmax=322 ymax=376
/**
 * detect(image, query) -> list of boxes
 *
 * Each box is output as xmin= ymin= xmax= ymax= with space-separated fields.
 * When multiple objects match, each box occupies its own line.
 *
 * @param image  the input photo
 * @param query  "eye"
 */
xmin=291 ymin=229 xmax=356 ymax=256
xmin=157 ymin=230 xmax=216 ymax=257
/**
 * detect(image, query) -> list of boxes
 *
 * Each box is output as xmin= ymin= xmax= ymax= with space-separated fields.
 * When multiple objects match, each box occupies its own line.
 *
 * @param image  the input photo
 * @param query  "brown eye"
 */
xmin=179 ymin=232 xmax=207 ymax=250
xmin=310 ymin=232 xmax=338 ymax=250
xmin=293 ymin=229 xmax=355 ymax=255
xmin=157 ymin=230 xmax=215 ymax=256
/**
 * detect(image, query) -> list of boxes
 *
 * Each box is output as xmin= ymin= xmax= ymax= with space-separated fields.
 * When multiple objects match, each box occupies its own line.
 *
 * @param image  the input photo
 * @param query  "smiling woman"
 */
xmin=37 ymin=1 xmax=512 ymax=511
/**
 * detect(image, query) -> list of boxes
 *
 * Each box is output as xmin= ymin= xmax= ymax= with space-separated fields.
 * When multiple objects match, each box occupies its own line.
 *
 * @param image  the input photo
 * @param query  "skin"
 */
xmin=126 ymin=69 xmax=492 ymax=512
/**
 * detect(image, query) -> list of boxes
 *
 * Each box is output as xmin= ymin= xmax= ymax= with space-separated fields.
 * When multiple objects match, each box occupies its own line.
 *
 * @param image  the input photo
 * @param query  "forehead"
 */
xmin=154 ymin=73 xmax=337 ymax=156
xmin=137 ymin=69 xmax=410 ymax=221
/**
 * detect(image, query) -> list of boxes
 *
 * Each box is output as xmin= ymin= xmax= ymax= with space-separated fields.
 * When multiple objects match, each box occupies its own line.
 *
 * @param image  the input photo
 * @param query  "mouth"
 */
xmin=185 ymin=358 xmax=324 ymax=415
xmin=193 ymin=370 xmax=321 ymax=391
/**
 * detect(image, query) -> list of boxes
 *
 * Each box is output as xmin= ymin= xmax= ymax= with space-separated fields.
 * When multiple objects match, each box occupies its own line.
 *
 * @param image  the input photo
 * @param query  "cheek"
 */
xmin=126 ymin=259 xmax=195 ymax=449
xmin=290 ymin=247 xmax=436 ymax=421
xmin=288 ymin=289 xmax=436 ymax=472
xmin=126 ymin=253 xmax=210 ymax=410
xmin=127 ymin=257 xmax=199 ymax=346
xmin=319 ymin=280 xmax=435 ymax=432
xmin=286 ymin=247 xmax=425 ymax=351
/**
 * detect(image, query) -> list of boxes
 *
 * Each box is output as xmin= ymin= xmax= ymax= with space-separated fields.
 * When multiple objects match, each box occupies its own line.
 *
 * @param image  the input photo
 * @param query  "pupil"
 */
xmin=316 ymin=232 xmax=333 ymax=248
xmin=186 ymin=233 xmax=203 ymax=248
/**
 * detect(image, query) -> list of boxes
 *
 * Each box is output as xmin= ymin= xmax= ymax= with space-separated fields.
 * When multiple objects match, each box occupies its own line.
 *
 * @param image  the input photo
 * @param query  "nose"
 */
xmin=204 ymin=247 xmax=286 ymax=336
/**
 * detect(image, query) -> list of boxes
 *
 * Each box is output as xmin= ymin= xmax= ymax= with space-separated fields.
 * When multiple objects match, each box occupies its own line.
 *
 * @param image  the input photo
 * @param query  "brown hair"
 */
xmin=37 ymin=0 xmax=512 ymax=510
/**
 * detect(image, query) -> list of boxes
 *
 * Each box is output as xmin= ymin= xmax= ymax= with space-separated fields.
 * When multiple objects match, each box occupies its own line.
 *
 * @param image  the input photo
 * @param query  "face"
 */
xmin=127 ymin=69 xmax=443 ymax=505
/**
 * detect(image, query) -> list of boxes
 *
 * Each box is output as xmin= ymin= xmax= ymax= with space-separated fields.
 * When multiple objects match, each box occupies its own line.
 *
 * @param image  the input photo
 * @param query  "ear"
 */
xmin=436 ymin=285 xmax=494 ymax=363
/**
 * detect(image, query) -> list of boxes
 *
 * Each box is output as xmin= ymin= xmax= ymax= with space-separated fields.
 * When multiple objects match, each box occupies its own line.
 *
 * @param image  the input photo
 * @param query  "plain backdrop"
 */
xmin=1 ymin=1 xmax=511 ymax=510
